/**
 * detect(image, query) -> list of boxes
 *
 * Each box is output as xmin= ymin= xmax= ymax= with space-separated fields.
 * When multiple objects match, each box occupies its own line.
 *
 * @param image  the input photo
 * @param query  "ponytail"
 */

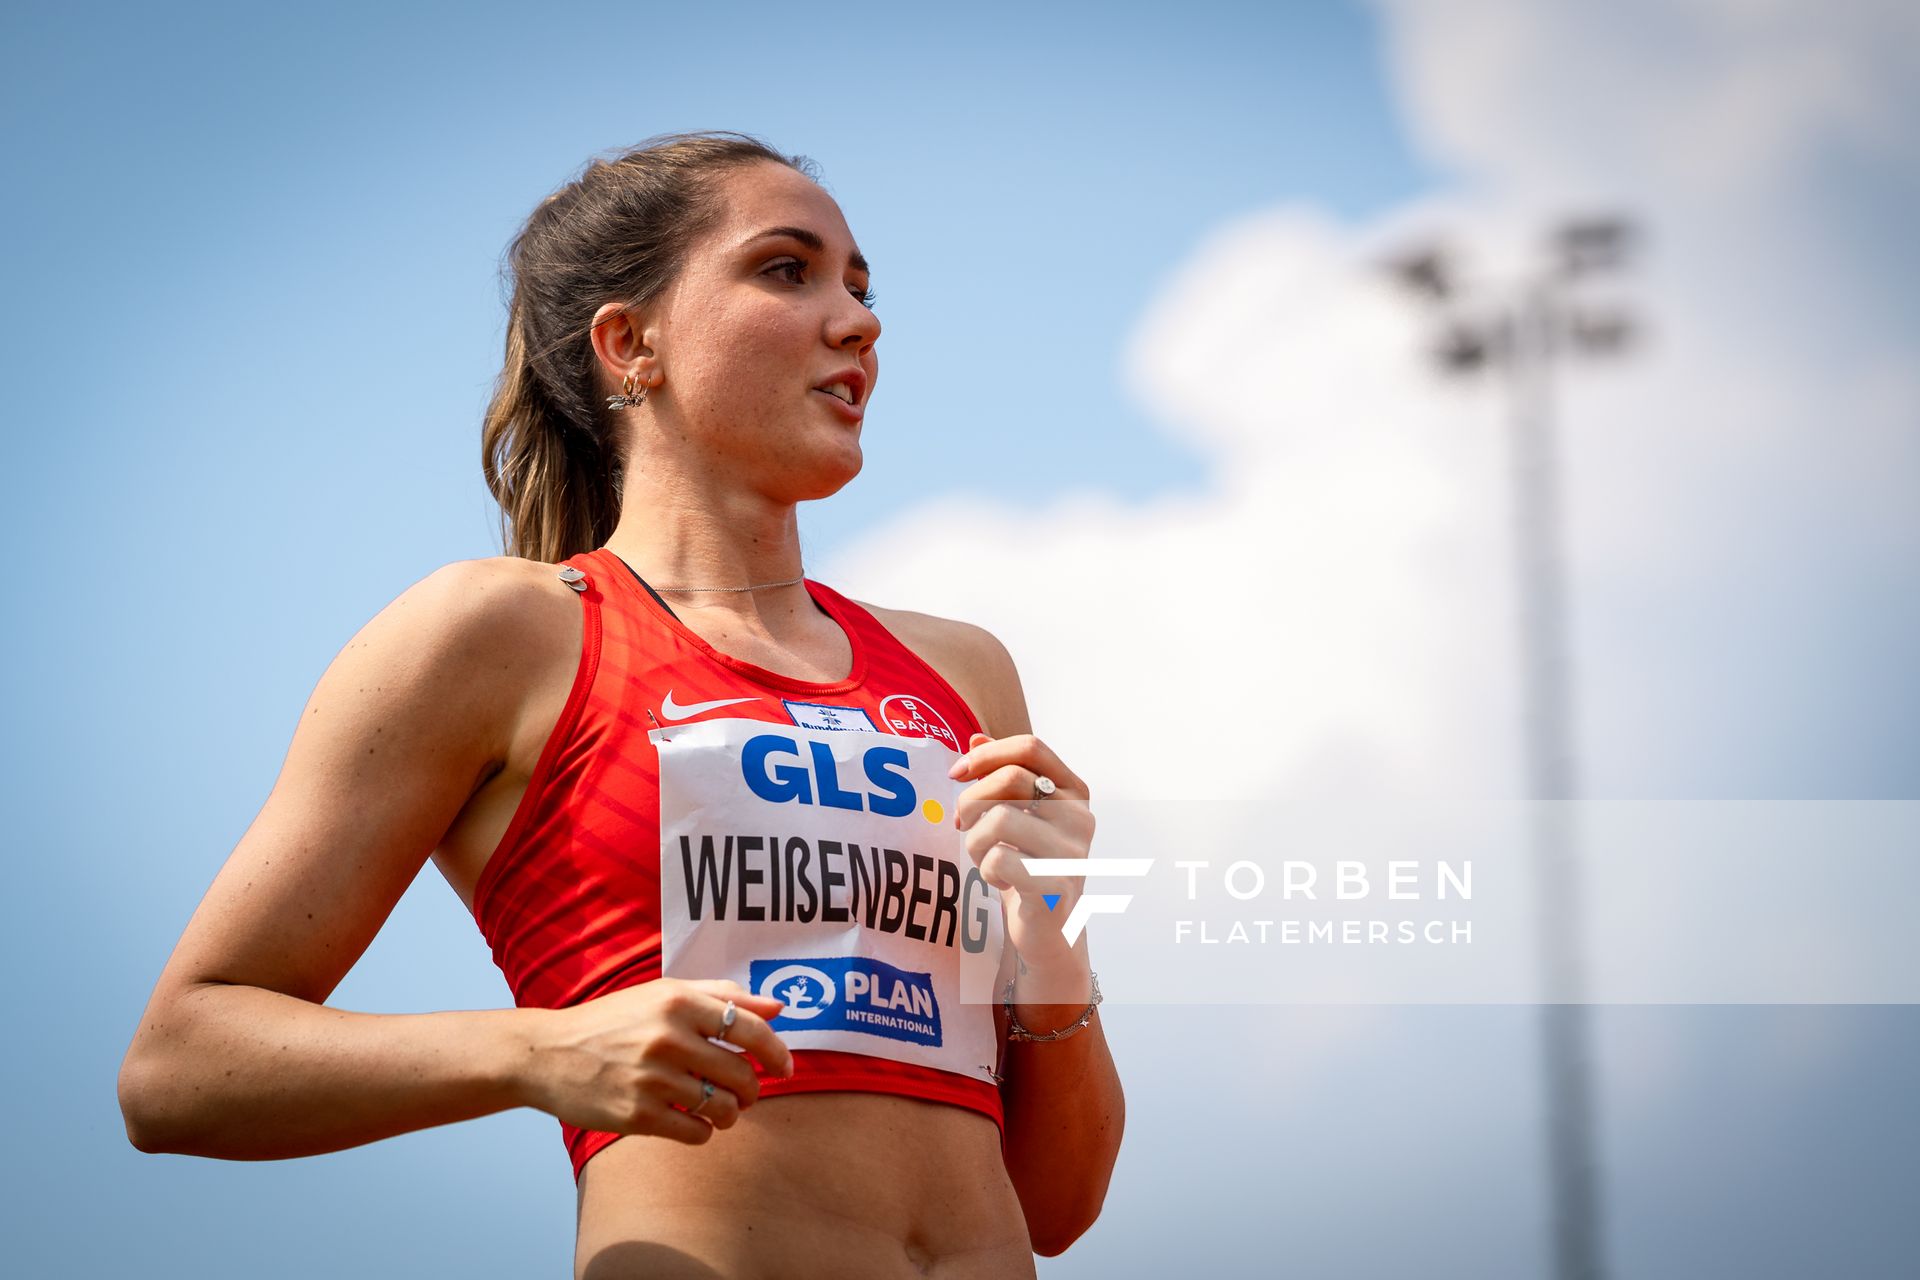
xmin=480 ymin=296 xmax=619 ymax=563
xmin=480 ymin=131 xmax=818 ymax=562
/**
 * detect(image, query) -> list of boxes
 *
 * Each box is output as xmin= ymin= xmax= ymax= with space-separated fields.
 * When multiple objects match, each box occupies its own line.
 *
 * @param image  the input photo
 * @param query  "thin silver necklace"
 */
xmin=605 ymin=546 xmax=804 ymax=594
xmin=652 ymin=573 xmax=806 ymax=593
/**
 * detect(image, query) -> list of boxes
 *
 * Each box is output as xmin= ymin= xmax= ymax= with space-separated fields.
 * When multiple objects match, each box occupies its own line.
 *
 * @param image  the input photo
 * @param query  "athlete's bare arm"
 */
xmin=851 ymin=603 xmax=1125 ymax=1256
xmin=116 ymin=557 xmax=550 ymax=1158
xmin=964 ymin=629 xmax=1124 ymax=1255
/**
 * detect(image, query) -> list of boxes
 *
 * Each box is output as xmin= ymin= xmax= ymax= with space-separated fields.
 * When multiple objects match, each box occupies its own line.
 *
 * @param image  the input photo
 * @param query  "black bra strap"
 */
xmin=608 ymin=550 xmax=682 ymax=623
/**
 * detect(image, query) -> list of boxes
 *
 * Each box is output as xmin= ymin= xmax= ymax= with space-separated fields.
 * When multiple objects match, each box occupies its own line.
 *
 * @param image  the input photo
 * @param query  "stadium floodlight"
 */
xmin=1383 ymin=215 xmax=1644 ymax=1280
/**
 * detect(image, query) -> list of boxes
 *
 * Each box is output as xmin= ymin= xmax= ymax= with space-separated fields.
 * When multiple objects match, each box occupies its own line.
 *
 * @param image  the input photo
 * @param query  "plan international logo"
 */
xmin=749 ymin=956 xmax=944 ymax=1047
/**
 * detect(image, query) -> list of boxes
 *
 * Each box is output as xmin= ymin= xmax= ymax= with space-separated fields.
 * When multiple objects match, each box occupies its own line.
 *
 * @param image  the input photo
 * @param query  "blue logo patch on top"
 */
xmin=750 ymin=955 xmax=944 ymax=1047
xmin=783 ymin=700 xmax=879 ymax=732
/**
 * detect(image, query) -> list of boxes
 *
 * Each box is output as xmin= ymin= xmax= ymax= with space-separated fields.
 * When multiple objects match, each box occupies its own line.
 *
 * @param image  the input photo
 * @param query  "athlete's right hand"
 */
xmin=517 ymin=978 xmax=794 ymax=1144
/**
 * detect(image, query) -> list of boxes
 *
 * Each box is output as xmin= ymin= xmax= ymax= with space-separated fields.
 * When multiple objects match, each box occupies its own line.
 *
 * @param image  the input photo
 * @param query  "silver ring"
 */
xmin=718 ymin=999 xmax=738 ymax=1041
xmin=689 ymin=1077 xmax=716 ymax=1116
xmin=1027 ymin=774 xmax=1057 ymax=812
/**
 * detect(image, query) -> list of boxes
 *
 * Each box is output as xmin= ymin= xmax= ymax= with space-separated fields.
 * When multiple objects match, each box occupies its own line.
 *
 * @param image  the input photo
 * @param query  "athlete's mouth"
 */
xmin=812 ymin=386 xmax=864 ymax=420
xmin=811 ymin=368 xmax=868 ymax=406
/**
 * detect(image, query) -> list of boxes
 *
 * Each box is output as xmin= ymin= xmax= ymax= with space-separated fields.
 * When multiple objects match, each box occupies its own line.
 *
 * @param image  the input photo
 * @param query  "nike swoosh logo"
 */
xmin=660 ymin=690 xmax=761 ymax=722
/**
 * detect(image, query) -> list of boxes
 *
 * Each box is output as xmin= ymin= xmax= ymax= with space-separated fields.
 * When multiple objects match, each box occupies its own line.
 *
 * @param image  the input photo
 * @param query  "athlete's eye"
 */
xmin=765 ymin=259 xmax=878 ymax=311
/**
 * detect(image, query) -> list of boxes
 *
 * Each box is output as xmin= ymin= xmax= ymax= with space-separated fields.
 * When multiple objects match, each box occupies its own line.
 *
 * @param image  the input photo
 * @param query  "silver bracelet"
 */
xmin=1004 ymin=969 xmax=1102 ymax=1042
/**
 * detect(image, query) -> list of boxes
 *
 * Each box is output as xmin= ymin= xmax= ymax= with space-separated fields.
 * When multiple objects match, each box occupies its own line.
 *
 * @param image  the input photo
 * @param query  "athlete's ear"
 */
xmin=588 ymin=301 xmax=660 ymax=390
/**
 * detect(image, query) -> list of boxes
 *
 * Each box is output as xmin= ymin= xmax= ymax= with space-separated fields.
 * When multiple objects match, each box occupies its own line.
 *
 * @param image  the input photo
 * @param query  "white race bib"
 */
xmin=653 ymin=718 xmax=1006 ymax=1082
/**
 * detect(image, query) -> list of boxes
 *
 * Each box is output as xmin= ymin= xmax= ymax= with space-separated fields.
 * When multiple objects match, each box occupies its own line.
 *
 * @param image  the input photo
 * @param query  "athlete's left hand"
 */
xmin=948 ymin=731 xmax=1095 ymax=977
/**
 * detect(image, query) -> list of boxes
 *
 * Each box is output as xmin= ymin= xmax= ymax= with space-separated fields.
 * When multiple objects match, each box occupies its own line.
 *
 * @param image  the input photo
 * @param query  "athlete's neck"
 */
xmin=602 ymin=488 xmax=818 ymax=639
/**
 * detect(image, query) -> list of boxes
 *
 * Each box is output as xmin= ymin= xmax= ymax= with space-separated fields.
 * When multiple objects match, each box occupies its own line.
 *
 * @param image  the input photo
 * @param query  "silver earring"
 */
xmin=606 ymin=371 xmax=648 ymax=410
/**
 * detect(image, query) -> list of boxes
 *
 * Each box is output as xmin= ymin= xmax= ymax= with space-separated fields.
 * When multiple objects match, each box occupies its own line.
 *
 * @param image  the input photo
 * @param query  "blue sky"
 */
xmin=6 ymin=0 xmax=1917 ymax=1275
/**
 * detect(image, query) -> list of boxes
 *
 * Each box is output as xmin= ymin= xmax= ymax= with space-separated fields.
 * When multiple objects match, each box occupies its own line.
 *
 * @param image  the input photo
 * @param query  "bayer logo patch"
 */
xmin=876 ymin=694 xmax=958 ymax=750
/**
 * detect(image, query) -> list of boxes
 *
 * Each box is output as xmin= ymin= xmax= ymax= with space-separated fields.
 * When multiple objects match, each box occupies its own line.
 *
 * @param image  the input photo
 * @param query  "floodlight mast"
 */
xmin=1385 ymin=216 xmax=1640 ymax=1280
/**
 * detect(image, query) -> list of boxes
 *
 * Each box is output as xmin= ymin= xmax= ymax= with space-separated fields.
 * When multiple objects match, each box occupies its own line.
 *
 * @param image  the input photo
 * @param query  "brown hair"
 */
xmin=481 ymin=130 xmax=819 ymax=562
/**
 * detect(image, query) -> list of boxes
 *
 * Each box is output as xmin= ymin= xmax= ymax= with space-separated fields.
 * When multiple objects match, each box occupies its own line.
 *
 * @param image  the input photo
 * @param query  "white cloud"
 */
xmin=1375 ymin=0 xmax=1919 ymax=201
xmin=825 ymin=0 xmax=1918 ymax=1047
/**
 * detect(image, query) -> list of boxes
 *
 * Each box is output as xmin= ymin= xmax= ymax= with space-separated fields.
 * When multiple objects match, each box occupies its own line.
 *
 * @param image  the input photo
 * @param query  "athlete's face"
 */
xmin=604 ymin=161 xmax=880 ymax=502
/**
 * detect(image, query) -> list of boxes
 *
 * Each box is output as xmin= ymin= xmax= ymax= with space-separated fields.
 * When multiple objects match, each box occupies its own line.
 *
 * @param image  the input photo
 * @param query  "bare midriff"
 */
xmin=573 ymin=1092 xmax=1035 ymax=1280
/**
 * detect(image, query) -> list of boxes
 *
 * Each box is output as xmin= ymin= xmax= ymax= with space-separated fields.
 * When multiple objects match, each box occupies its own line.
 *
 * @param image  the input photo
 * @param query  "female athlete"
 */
xmin=117 ymin=131 xmax=1124 ymax=1278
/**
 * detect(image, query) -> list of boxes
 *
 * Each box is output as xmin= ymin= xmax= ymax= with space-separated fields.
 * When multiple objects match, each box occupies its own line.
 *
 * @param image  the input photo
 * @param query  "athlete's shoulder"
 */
xmin=379 ymin=556 xmax=587 ymax=684
xmin=415 ymin=553 xmax=578 ymax=626
xmin=845 ymin=597 xmax=981 ymax=647
xmin=845 ymin=599 xmax=1030 ymax=738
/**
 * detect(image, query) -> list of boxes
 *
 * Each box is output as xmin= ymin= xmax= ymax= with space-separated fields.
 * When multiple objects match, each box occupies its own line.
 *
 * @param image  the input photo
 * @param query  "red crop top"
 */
xmin=468 ymin=546 xmax=1007 ymax=1182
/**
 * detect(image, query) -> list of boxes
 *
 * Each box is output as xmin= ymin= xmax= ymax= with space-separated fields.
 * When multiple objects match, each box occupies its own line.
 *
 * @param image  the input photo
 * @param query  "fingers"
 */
xmin=952 ymin=764 xmax=1095 ymax=841
xmin=685 ymin=977 xmax=786 ymax=1023
xmin=682 ymin=980 xmax=795 ymax=1079
xmin=948 ymin=732 xmax=1088 ymax=800
xmin=964 ymin=806 xmax=1079 ymax=897
xmin=680 ymin=1031 xmax=767 ymax=1103
xmin=667 ymin=1070 xmax=743 ymax=1133
xmin=650 ymin=1102 xmax=719 ymax=1145
xmin=648 ymin=981 xmax=794 ymax=1145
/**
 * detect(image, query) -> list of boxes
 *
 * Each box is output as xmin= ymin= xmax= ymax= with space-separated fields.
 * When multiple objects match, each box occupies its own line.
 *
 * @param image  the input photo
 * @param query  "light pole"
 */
xmin=1384 ymin=217 xmax=1640 ymax=1280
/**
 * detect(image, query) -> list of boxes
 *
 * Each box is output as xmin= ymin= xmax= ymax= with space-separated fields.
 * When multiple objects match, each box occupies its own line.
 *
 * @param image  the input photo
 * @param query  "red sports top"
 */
xmin=468 ymin=545 xmax=1006 ymax=1182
